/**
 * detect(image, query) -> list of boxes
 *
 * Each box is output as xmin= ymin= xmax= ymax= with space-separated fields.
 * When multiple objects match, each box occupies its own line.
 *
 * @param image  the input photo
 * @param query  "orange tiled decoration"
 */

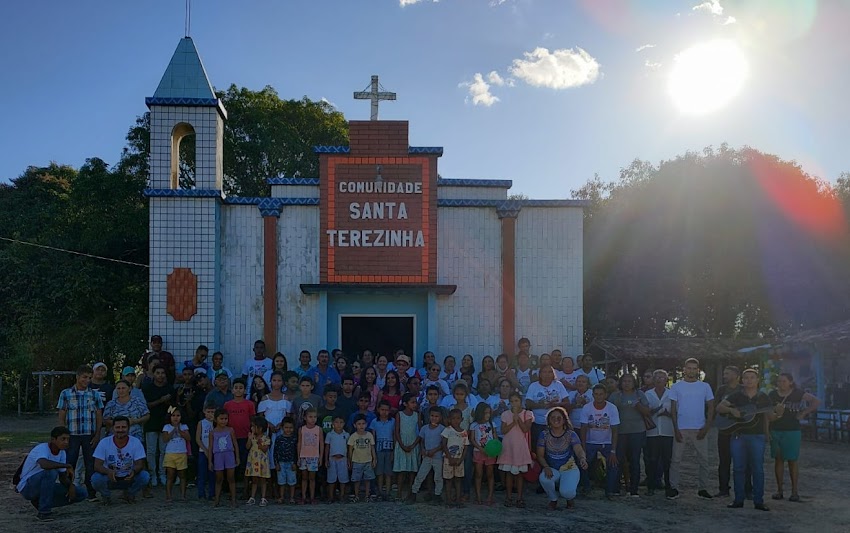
xmin=166 ymin=267 xmax=197 ymax=321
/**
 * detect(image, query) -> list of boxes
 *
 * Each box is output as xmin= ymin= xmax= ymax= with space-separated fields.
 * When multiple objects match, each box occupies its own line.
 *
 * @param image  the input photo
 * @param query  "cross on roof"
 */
xmin=353 ymin=75 xmax=396 ymax=120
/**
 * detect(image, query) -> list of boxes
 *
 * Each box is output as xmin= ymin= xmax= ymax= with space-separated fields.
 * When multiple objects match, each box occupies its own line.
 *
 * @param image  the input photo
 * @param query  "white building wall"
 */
xmin=438 ymin=187 xmax=507 ymax=200
xmin=149 ymin=106 xmax=222 ymax=190
xmin=277 ymin=206 xmax=321 ymax=368
xmin=219 ymin=205 xmax=264 ymax=371
xmin=149 ymin=197 xmax=219 ymax=362
xmin=514 ymin=207 xmax=583 ymax=358
xmin=436 ymin=207 xmax=503 ymax=363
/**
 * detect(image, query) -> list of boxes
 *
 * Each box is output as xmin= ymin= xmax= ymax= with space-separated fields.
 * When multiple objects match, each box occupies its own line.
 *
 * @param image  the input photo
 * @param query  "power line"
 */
xmin=0 ymin=236 xmax=149 ymax=268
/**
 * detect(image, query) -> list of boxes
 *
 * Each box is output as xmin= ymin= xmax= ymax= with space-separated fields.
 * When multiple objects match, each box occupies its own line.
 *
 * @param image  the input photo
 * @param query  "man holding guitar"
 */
xmin=716 ymin=368 xmax=774 ymax=511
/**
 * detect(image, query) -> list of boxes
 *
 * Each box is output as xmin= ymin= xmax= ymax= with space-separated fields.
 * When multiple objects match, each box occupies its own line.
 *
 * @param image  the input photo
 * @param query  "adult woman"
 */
xmin=103 ymin=380 xmax=150 ymax=441
xmin=334 ymin=355 xmax=348 ymax=378
xmin=440 ymin=355 xmax=460 ymax=386
xmin=262 ymin=353 xmax=288 ymax=386
xmin=568 ymin=375 xmax=592 ymax=432
xmin=378 ymin=370 xmax=403 ymax=414
xmin=375 ymin=354 xmax=390 ymax=389
xmin=525 ymin=366 xmax=570 ymax=449
xmin=559 ymin=357 xmax=578 ymax=391
xmin=349 ymin=360 xmax=362 ymax=386
xmin=355 ymin=366 xmax=380 ymax=412
xmin=460 ymin=354 xmax=477 ymax=390
xmin=645 ymin=369 xmax=673 ymax=496
xmin=769 ymin=373 xmax=819 ymax=502
xmin=608 ymin=373 xmax=649 ymax=497
xmin=478 ymin=356 xmax=500 ymax=393
xmin=536 ymin=407 xmax=588 ymax=510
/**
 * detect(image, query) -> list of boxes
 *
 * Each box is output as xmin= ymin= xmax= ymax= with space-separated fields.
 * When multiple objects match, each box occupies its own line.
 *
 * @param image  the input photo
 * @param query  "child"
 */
xmin=273 ymin=417 xmax=298 ymax=504
xmin=317 ymin=384 xmax=344 ymax=434
xmin=195 ymin=402 xmax=217 ymax=500
xmin=380 ymin=371 xmax=403 ymax=414
xmin=394 ymin=393 xmax=421 ymax=503
xmin=249 ymin=375 xmax=270 ymax=407
xmin=245 ymin=416 xmax=271 ymax=506
xmin=441 ymin=408 xmax=469 ymax=508
xmin=470 ymin=403 xmax=497 ymax=505
xmin=282 ymin=371 xmax=300 ymax=403
xmin=347 ymin=414 xmax=377 ymax=503
xmin=209 ymin=408 xmax=239 ymax=507
xmin=497 ymin=392 xmax=534 ymax=508
xmin=224 ymin=378 xmax=257 ymax=488
xmin=492 ymin=379 xmax=513 ymax=437
xmin=162 ymin=406 xmax=191 ymax=502
xmin=292 ymin=376 xmax=321 ymax=428
xmin=347 ymin=392 xmax=377 ymax=433
xmin=324 ymin=415 xmax=350 ymax=503
xmin=411 ymin=406 xmax=446 ymax=504
xmin=297 ymin=408 xmax=323 ymax=504
xmin=442 ymin=380 xmax=475 ymax=500
xmin=369 ymin=400 xmax=395 ymax=501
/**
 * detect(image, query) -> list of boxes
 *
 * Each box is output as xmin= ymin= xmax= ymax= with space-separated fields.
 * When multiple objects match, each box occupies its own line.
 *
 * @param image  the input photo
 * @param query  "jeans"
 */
xmin=539 ymin=467 xmax=580 ymax=501
xmin=19 ymin=470 xmax=88 ymax=513
xmin=91 ymin=471 xmax=150 ymax=498
xmin=646 ymin=436 xmax=673 ymax=490
xmin=670 ymin=429 xmax=710 ymax=491
xmin=145 ymin=431 xmax=166 ymax=482
xmin=412 ymin=456 xmax=444 ymax=496
xmin=581 ymin=443 xmax=619 ymax=495
xmin=617 ymin=432 xmax=646 ymax=494
xmin=731 ymin=434 xmax=765 ymax=505
xmin=67 ymin=434 xmax=96 ymax=494
xmin=197 ymin=452 xmax=216 ymax=498
xmin=718 ymin=432 xmax=752 ymax=495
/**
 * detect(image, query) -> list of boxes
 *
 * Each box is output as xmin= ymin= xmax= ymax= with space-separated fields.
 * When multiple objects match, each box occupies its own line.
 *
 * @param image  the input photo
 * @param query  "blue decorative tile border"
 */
xmin=314 ymin=146 xmax=351 ymax=154
xmin=145 ymin=96 xmax=219 ymax=107
xmin=220 ymin=196 xmax=319 ymax=216
xmin=437 ymin=178 xmax=513 ymax=188
xmin=313 ymin=146 xmax=444 ymax=156
xmin=408 ymin=147 xmax=444 ymax=155
xmin=438 ymin=198 xmax=589 ymax=211
xmin=266 ymin=177 xmax=320 ymax=186
xmin=143 ymin=188 xmax=222 ymax=198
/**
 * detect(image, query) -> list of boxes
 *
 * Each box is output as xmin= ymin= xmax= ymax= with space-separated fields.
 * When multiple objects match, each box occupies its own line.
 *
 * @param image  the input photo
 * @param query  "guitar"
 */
xmin=714 ymin=404 xmax=775 ymax=433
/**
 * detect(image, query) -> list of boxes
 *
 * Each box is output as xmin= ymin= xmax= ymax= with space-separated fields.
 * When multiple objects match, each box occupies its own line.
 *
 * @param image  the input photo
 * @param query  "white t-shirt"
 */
xmin=560 ymin=371 xmax=579 ymax=388
xmin=258 ymin=397 xmax=292 ymax=427
xmin=17 ymin=443 xmax=66 ymax=492
xmin=669 ymin=380 xmax=714 ymax=430
xmin=475 ymin=394 xmax=500 ymax=412
xmin=513 ymin=368 xmax=533 ymax=393
xmin=422 ymin=378 xmax=450 ymax=398
xmin=93 ymin=435 xmax=146 ymax=477
xmin=645 ymin=388 xmax=674 ymax=437
xmin=162 ymin=424 xmax=190 ymax=454
xmin=325 ymin=430 xmax=350 ymax=457
xmin=568 ymin=389 xmax=593 ymax=430
xmin=525 ymin=381 xmax=569 ymax=424
xmin=575 ymin=367 xmax=605 ymax=386
xmin=580 ymin=401 xmax=620 ymax=445
xmin=242 ymin=358 xmax=274 ymax=382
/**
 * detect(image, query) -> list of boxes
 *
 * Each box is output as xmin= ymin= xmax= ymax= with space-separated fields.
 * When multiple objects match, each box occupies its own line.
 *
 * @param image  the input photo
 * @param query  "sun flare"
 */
xmin=668 ymin=40 xmax=748 ymax=115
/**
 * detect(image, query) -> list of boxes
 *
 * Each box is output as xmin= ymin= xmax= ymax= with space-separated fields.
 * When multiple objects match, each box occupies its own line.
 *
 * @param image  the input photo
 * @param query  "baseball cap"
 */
xmin=395 ymin=354 xmax=411 ymax=365
xmin=193 ymin=367 xmax=207 ymax=375
xmin=92 ymin=362 xmax=107 ymax=371
xmin=121 ymin=366 xmax=136 ymax=376
xmin=214 ymin=369 xmax=229 ymax=379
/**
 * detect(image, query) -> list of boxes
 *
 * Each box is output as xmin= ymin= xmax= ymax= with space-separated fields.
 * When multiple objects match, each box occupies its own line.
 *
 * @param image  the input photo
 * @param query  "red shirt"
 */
xmin=224 ymin=399 xmax=256 ymax=439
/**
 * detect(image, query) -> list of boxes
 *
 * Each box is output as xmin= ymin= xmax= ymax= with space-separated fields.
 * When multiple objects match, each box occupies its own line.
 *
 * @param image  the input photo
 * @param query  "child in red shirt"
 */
xmin=224 ymin=379 xmax=256 ymax=484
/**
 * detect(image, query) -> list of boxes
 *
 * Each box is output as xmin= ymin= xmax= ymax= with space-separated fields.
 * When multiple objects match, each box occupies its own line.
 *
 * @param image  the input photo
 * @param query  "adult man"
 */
xmin=89 ymin=363 xmax=115 ymax=406
xmin=669 ymin=357 xmax=714 ymax=500
xmin=206 ymin=370 xmax=234 ymax=408
xmin=525 ymin=366 xmax=570 ymax=448
xmin=645 ymin=369 xmax=674 ymax=496
xmin=16 ymin=426 xmax=87 ymax=521
xmin=306 ymin=349 xmax=341 ymax=397
xmin=141 ymin=335 xmax=176 ymax=384
xmin=579 ymin=384 xmax=620 ymax=499
xmin=717 ymin=368 xmax=772 ymax=511
xmin=57 ymin=365 xmax=103 ymax=501
xmin=241 ymin=339 xmax=273 ymax=383
xmin=575 ymin=354 xmax=606 ymax=386
xmin=91 ymin=416 xmax=150 ymax=504
xmin=187 ymin=368 xmax=212 ymax=430
xmin=294 ymin=350 xmax=314 ymax=378
xmin=714 ymin=365 xmax=744 ymax=497
xmin=142 ymin=365 xmax=172 ymax=486
xmin=180 ymin=344 xmax=210 ymax=382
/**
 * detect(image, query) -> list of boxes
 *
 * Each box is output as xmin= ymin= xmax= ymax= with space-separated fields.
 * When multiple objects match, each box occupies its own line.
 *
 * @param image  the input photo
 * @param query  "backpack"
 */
xmin=12 ymin=456 xmax=26 ymax=492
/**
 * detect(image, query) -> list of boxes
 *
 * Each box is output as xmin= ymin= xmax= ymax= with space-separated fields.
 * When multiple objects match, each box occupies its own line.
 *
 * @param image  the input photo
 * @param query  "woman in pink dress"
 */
xmin=498 ymin=391 xmax=534 ymax=508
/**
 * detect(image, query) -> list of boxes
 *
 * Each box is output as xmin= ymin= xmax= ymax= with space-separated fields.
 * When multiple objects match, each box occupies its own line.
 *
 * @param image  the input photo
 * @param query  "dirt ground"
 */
xmin=2 ymin=415 xmax=848 ymax=533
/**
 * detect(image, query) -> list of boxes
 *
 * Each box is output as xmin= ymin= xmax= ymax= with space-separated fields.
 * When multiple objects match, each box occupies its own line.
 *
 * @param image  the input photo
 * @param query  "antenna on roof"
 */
xmin=184 ymin=0 xmax=192 ymax=38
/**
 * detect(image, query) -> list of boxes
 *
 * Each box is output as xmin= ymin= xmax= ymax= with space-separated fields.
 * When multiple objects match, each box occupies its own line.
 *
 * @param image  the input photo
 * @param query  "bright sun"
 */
xmin=668 ymin=40 xmax=749 ymax=115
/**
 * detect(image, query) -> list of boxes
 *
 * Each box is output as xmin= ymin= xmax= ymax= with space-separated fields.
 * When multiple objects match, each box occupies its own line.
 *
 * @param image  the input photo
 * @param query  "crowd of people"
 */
xmin=15 ymin=335 xmax=819 ymax=522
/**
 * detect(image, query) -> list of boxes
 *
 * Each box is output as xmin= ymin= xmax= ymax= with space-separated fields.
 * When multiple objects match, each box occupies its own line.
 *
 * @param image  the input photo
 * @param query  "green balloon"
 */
xmin=484 ymin=439 xmax=502 ymax=458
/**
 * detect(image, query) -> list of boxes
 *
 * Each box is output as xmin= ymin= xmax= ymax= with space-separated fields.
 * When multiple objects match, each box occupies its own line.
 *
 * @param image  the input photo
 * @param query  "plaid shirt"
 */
xmin=57 ymin=386 xmax=104 ymax=435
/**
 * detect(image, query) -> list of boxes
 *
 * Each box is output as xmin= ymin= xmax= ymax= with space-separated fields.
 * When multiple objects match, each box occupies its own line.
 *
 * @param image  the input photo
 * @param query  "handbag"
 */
xmin=642 ymin=413 xmax=657 ymax=432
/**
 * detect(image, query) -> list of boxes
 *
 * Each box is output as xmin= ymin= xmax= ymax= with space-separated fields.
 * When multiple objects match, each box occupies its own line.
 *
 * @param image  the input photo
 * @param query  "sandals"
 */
xmin=516 ymin=499 xmax=526 ymax=508
xmin=246 ymin=497 xmax=256 ymax=505
xmin=789 ymin=494 xmax=801 ymax=502
xmin=771 ymin=492 xmax=784 ymax=500
xmin=259 ymin=498 xmax=268 ymax=507
xmin=504 ymin=498 xmax=514 ymax=507
xmin=349 ymin=495 xmax=359 ymax=503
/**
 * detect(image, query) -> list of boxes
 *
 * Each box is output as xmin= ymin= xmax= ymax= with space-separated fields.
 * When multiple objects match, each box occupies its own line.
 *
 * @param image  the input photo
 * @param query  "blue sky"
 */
xmin=1 ymin=0 xmax=847 ymax=198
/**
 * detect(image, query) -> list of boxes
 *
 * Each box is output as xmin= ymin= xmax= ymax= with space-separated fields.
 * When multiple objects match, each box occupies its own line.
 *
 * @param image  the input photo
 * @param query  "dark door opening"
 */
xmin=341 ymin=316 xmax=414 ymax=365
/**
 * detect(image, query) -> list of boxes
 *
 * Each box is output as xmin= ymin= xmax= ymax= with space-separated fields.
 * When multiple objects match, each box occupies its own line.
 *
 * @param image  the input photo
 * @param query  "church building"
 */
xmin=144 ymin=38 xmax=587 ymax=369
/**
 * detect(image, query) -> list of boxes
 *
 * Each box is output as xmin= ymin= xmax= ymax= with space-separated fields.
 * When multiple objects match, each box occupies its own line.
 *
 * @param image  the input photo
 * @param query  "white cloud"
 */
xmin=644 ymin=60 xmax=662 ymax=71
xmin=320 ymin=97 xmax=337 ymax=108
xmin=487 ymin=71 xmax=506 ymax=86
xmin=635 ymin=44 xmax=656 ymax=53
xmin=489 ymin=0 xmax=509 ymax=5
xmin=692 ymin=0 xmax=723 ymax=16
xmin=459 ymin=73 xmax=500 ymax=107
xmin=723 ymin=16 xmax=737 ymax=24
xmin=508 ymin=47 xmax=600 ymax=90
xmin=399 ymin=0 xmax=438 ymax=6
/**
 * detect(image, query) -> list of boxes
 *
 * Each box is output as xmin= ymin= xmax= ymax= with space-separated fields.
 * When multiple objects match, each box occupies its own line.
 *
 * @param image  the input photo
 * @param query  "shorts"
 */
xmin=163 ymin=453 xmax=188 ymax=470
xmin=351 ymin=462 xmax=376 ymax=482
xmin=213 ymin=450 xmax=237 ymax=471
xmin=498 ymin=464 xmax=528 ymax=475
xmin=276 ymin=462 xmax=297 ymax=486
xmin=770 ymin=430 xmax=801 ymax=461
xmin=327 ymin=457 xmax=350 ymax=483
xmin=375 ymin=450 xmax=393 ymax=476
xmin=298 ymin=457 xmax=319 ymax=472
xmin=473 ymin=449 xmax=497 ymax=466
xmin=443 ymin=457 xmax=465 ymax=479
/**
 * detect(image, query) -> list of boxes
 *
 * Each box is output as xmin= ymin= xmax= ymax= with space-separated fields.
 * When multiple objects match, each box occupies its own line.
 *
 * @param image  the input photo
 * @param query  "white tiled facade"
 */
xmin=149 ymin=106 xmax=224 ymax=190
xmin=437 ymin=186 xmax=507 ymax=200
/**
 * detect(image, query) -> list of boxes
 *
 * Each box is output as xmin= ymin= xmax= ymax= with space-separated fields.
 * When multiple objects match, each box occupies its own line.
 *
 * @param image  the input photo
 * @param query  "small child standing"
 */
xmin=298 ymin=408 xmax=323 ymax=504
xmin=411 ymin=406 xmax=446 ymax=504
xmin=497 ymin=392 xmax=534 ymax=508
xmin=347 ymin=414 xmax=376 ymax=503
xmin=369 ymin=400 xmax=395 ymax=501
xmin=324 ymin=415 xmax=350 ymax=503
xmin=224 ymin=379 xmax=256 ymax=490
xmin=162 ymin=406 xmax=191 ymax=503
xmin=441 ymin=408 xmax=469 ymax=508
xmin=273 ymin=417 xmax=298 ymax=504
xmin=470 ymin=403 xmax=497 ymax=505
xmin=394 ymin=393 xmax=421 ymax=503
xmin=195 ymin=403 xmax=217 ymax=500
xmin=209 ymin=409 xmax=239 ymax=507
xmin=245 ymin=416 xmax=271 ymax=506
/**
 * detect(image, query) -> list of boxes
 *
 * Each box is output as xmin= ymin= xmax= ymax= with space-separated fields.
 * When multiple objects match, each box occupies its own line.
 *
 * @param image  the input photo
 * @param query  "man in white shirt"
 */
xmin=645 ymin=369 xmax=674 ymax=496
xmin=669 ymin=357 xmax=715 ymax=500
xmin=91 ymin=416 xmax=150 ymax=504
xmin=575 ymin=354 xmax=606 ymax=385
xmin=241 ymin=339 xmax=273 ymax=383
xmin=16 ymin=426 xmax=87 ymax=521
xmin=579 ymin=384 xmax=620 ymax=499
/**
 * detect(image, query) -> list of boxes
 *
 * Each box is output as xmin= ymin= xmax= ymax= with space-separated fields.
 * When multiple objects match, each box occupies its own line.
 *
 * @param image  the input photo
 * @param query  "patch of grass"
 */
xmin=0 ymin=432 xmax=44 ymax=450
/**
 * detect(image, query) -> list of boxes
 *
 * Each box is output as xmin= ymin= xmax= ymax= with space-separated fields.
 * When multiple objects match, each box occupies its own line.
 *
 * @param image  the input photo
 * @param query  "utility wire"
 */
xmin=0 ymin=236 xmax=149 ymax=268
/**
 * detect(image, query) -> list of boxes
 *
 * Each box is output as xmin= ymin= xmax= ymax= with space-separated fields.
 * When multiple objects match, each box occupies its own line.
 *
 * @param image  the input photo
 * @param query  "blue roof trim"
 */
xmin=437 ymin=178 xmax=513 ymax=188
xmin=314 ymin=146 xmax=351 ymax=154
xmin=313 ymin=146 xmax=444 ymax=155
xmin=221 ymin=197 xmax=320 ymax=207
xmin=145 ymin=97 xmax=218 ymax=107
xmin=266 ymin=177 xmax=320 ymax=186
xmin=143 ymin=188 xmax=222 ymax=198
xmin=409 ymin=146 xmax=444 ymax=155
